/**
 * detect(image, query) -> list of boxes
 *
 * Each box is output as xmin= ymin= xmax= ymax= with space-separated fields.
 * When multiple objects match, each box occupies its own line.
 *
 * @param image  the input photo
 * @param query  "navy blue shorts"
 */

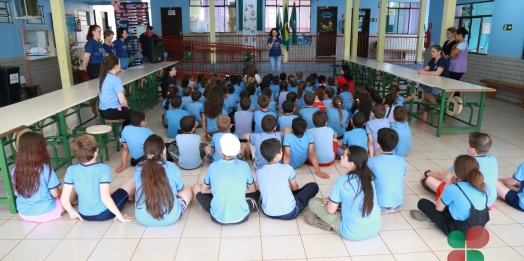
xmin=80 ymin=188 xmax=129 ymax=221
xmin=504 ymin=190 xmax=524 ymax=212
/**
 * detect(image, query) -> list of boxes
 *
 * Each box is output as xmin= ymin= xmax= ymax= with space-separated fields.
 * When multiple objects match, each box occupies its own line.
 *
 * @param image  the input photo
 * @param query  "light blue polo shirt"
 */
xmin=226 ymin=93 xmax=240 ymax=108
xmin=12 ymin=165 xmax=60 ymax=216
xmin=256 ymin=163 xmax=297 ymax=216
xmin=253 ymin=111 xmax=278 ymax=133
xmin=134 ymin=161 xmax=184 ymax=226
xmin=307 ymin=126 xmax=335 ymax=164
xmin=343 ymin=128 xmax=369 ymax=152
xmin=384 ymin=105 xmax=398 ymax=123
xmin=176 ymin=133 xmax=204 ymax=169
xmin=162 ymin=99 xmax=174 ymax=114
xmin=368 ymin=154 xmax=406 ymax=208
xmin=322 ymin=99 xmax=333 ymax=110
xmin=441 ymin=182 xmax=488 ymax=220
xmin=182 ymin=96 xmax=193 ymax=110
xmin=329 ymin=174 xmax=381 ymax=240
xmin=278 ymin=114 xmax=298 ymax=131
xmin=234 ymin=110 xmax=254 ymax=138
xmin=211 ymin=132 xmax=239 ymax=162
xmin=366 ymin=118 xmax=390 ymax=153
xmin=121 ymin=126 xmax=154 ymax=160
xmin=449 ymin=154 xmax=498 ymax=206
xmin=224 ymin=99 xmax=235 ymax=114
xmin=186 ymin=102 xmax=203 ymax=126
xmin=513 ymin=163 xmax=524 ymax=210
xmin=283 ymin=132 xmax=314 ymax=168
xmin=396 ymin=96 xmax=405 ymax=106
xmin=250 ymin=132 xmax=283 ymax=169
xmin=339 ymin=92 xmax=353 ymax=110
xmin=390 ymin=121 xmax=412 ymax=157
xmin=165 ymin=108 xmax=189 ymax=138
xmin=288 ymin=85 xmax=298 ymax=93
xmin=204 ymin=159 xmax=254 ymax=224
xmin=64 ymin=163 xmax=112 ymax=216
xmin=327 ymin=108 xmax=349 ymax=137
xmin=298 ymin=107 xmax=319 ymax=129
xmin=270 ymin=84 xmax=280 ymax=101
xmin=203 ymin=105 xmax=228 ymax=133
xmin=327 ymin=85 xmax=338 ymax=95
xmin=98 ymin=73 xmax=124 ymax=110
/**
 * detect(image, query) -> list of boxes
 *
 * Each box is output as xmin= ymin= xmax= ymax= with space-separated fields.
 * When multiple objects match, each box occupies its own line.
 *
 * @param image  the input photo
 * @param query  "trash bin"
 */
xmin=0 ymin=66 xmax=21 ymax=107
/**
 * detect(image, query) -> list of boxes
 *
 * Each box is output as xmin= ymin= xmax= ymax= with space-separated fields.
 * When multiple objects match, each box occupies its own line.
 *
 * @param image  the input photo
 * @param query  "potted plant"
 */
xmin=243 ymin=51 xmax=254 ymax=69
xmin=71 ymin=51 xmax=83 ymax=84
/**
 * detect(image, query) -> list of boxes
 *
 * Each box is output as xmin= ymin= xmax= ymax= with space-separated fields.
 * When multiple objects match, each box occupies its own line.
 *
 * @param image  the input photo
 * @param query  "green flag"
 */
xmin=276 ymin=4 xmax=282 ymax=32
xmin=290 ymin=2 xmax=297 ymax=45
xmin=282 ymin=4 xmax=289 ymax=49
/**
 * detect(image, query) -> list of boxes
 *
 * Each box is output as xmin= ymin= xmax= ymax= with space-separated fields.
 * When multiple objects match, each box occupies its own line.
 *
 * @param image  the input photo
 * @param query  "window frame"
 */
xmin=0 ymin=1 xmax=13 ymax=23
xmin=264 ymin=0 xmax=311 ymax=33
xmin=385 ymin=2 xmax=420 ymax=35
xmin=189 ymin=0 xmax=237 ymax=33
xmin=454 ymin=0 xmax=493 ymax=54
xmin=26 ymin=5 xmax=44 ymax=24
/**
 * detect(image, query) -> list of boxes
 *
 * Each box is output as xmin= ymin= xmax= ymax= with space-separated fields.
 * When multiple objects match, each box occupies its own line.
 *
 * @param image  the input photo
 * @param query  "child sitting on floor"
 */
xmin=165 ymin=95 xmax=189 ymax=139
xmin=116 ymin=111 xmax=154 ymax=173
xmin=257 ymin=138 xmax=319 ymax=220
xmin=254 ymin=95 xmax=279 ymax=133
xmin=323 ymin=88 xmax=335 ymax=109
xmin=245 ymin=115 xmax=282 ymax=169
xmin=389 ymin=85 xmax=416 ymax=106
xmin=390 ymin=107 xmax=412 ymax=157
xmin=278 ymin=100 xmax=298 ymax=131
xmin=327 ymin=96 xmax=349 ymax=139
xmin=234 ymin=97 xmax=254 ymax=139
xmin=340 ymin=112 xmax=369 ymax=154
xmin=299 ymin=92 xmax=320 ymax=129
xmin=497 ymin=163 xmax=524 ymax=212
xmin=307 ymin=111 xmax=337 ymax=174
xmin=326 ymin=77 xmax=338 ymax=95
xmin=270 ymin=76 xmax=280 ymax=102
xmin=168 ymin=116 xmax=210 ymax=170
xmin=366 ymin=105 xmax=390 ymax=157
xmin=181 ymin=86 xmax=193 ymax=110
xmin=209 ymin=115 xmax=245 ymax=162
xmin=313 ymin=88 xmax=326 ymax=111
xmin=286 ymin=92 xmax=302 ymax=116
xmin=186 ymin=91 xmax=203 ymax=127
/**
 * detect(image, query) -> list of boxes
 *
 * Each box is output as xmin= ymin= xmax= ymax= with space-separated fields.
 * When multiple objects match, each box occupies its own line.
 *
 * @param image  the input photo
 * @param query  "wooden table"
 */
xmin=0 ymin=61 xmax=177 ymax=213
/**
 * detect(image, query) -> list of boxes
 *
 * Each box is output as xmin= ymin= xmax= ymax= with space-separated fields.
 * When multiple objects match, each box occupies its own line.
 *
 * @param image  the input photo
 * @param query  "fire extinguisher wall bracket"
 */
xmin=424 ymin=30 xmax=430 ymax=48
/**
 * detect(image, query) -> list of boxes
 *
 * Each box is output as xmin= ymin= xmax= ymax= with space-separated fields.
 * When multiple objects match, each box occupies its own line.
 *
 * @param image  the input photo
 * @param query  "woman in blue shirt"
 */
xmin=102 ymin=29 xmax=116 ymax=57
xmin=83 ymin=25 xmax=105 ymax=79
xmin=113 ymin=28 xmax=129 ymax=69
xmin=98 ymin=55 xmax=132 ymax=129
xmin=267 ymin=28 xmax=284 ymax=77
xmin=417 ymin=45 xmax=450 ymax=103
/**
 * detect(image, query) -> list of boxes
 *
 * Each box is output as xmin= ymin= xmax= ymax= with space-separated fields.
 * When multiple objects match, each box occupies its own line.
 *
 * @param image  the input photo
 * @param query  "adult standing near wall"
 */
xmin=102 ymin=29 xmax=116 ymax=56
xmin=83 ymin=25 xmax=105 ymax=79
xmin=441 ymin=27 xmax=457 ymax=59
xmin=138 ymin=26 xmax=159 ymax=64
xmin=114 ymin=28 xmax=129 ymax=69
xmin=449 ymin=27 xmax=469 ymax=96
xmin=267 ymin=28 xmax=284 ymax=76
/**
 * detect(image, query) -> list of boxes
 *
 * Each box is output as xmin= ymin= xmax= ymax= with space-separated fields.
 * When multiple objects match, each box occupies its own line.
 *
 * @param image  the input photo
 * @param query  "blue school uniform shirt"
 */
xmin=226 ymin=93 xmax=240 ymax=108
xmin=64 ymin=163 xmax=112 ymax=216
xmin=283 ymin=132 xmax=314 ymax=168
xmin=296 ymin=93 xmax=306 ymax=108
xmin=396 ymin=96 xmax=405 ymax=106
xmin=322 ymin=99 xmax=333 ymax=110
xmin=176 ymin=133 xmax=204 ymax=169
xmin=366 ymin=118 xmax=390 ymax=153
xmin=186 ymin=102 xmax=203 ymax=126
xmin=343 ymin=128 xmax=369 ymax=152
xmin=256 ymin=163 xmax=297 ymax=216
xmin=103 ymin=43 xmax=116 ymax=56
xmin=113 ymin=39 xmax=128 ymax=59
xmin=368 ymin=154 xmax=406 ymax=208
xmin=327 ymin=85 xmax=338 ymax=95
xmin=253 ymin=111 xmax=278 ymax=133
xmin=203 ymin=105 xmax=228 ymax=133
xmin=339 ymin=92 xmax=353 ymax=108
xmin=449 ymin=155 xmax=498 ymax=206
xmin=234 ymin=110 xmax=254 ymax=138
xmin=165 ymin=108 xmax=189 ymax=138
xmin=177 ymin=86 xmax=184 ymax=96
xmin=234 ymin=84 xmax=243 ymax=95
xmin=204 ymin=159 xmax=254 ymax=223
xmin=84 ymin=38 xmax=105 ymax=64
xmin=298 ymin=107 xmax=319 ymax=129
xmin=98 ymin=73 xmax=124 ymax=110
xmin=329 ymin=174 xmax=381 ymax=241
xmin=278 ymin=114 xmax=298 ymax=131
xmin=134 ymin=161 xmax=184 ymax=226
xmin=384 ymin=105 xmax=397 ymax=123
xmin=327 ymin=108 xmax=349 ymax=137
xmin=182 ymin=96 xmax=193 ymax=110
xmin=250 ymin=95 xmax=259 ymax=110
xmin=224 ymin=99 xmax=235 ymax=114
xmin=288 ymin=85 xmax=298 ymax=93
xmin=390 ymin=121 xmax=412 ymax=157
xmin=441 ymin=182 xmax=488 ymax=221
xmin=513 ymin=163 xmax=524 ymax=210
xmin=11 ymin=165 xmax=60 ymax=216
xmin=270 ymin=84 xmax=280 ymax=101
xmin=250 ymin=132 xmax=283 ymax=169
xmin=268 ymin=100 xmax=277 ymax=114
xmin=211 ymin=132 xmax=239 ymax=162
xmin=162 ymin=99 xmax=174 ymax=114
xmin=236 ymin=102 xmax=256 ymax=112
xmin=307 ymin=126 xmax=336 ymax=164
xmin=121 ymin=126 xmax=154 ymax=160
xmin=277 ymin=91 xmax=289 ymax=112
xmin=305 ymin=85 xmax=314 ymax=93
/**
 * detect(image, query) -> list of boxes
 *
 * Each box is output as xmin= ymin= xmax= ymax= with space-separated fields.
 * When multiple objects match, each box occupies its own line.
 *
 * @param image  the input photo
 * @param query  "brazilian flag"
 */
xmin=281 ymin=4 xmax=289 ymax=50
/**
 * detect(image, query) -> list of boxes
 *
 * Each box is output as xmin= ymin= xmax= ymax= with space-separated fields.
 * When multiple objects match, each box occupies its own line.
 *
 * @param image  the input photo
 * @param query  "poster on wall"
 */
xmin=242 ymin=0 xmax=257 ymax=49
xmin=111 ymin=1 xmax=150 ymax=67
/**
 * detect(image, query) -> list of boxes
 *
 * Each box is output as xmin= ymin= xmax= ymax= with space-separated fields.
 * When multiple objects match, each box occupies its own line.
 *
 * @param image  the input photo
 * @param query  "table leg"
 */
xmin=436 ymin=92 xmax=447 ymax=137
xmin=57 ymin=111 xmax=73 ymax=167
xmin=476 ymin=92 xmax=487 ymax=132
xmin=407 ymin=81 xmax=415 ymax=121
xmin=0 ymin=139 xmax=17 ymax=213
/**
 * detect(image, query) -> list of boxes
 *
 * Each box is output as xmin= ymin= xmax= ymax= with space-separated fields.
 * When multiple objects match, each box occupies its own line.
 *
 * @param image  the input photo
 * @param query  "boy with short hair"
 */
xmin=230 ymin=75 xmax=242 ymax=95
xmin=234 ymin=97 xmax=254 ymax=139
xmin=286 ymin=92 xmax=301 ymax=116
xmin=165 ymin=96 xmax=190 ymax=139
xmin=226 ymin=84 xmax=240 ymax=108
xmin=168 ymin=116 xmax=211 ymax=170
xmin=323 ymin=88 xmax=334 ymax=109
xmin=257 ymin=138 xmax=319 ymax=220
xmin=368 ymin=128 xmax=406 ymax=214
xmin=209 ymin=115 xmax=245 ymax=162
xmin=307 ymin=110 xmax=337 ymax=172
xmin=366 ymin=105 xmax=390 ymax=157
xmin=421 ymin=132 xmax=499 ymax=209
xmin=339 ymin=83 xmax=354 ymax=110
xmin=313 ymin=88 xmax=326 ymax=111
xmin=192 ymin=133 xmax=261 ymax=225
xmin=236 ymin=90 xmax=256 ymax=112
xmin=246 ymin=85 xmax=258 ymax=109
xmin=254 ymin=95 xmax=279 ymax=133
xmin=181 ymin=87 xmax=193 ymax=110
xmin=261 ymin=87 xmax=277 ymax=114
xmin=305 ymin=76 xmax=316 ymax=93
xmin=390 ymin=106 xmax=412 ymax=157
xmin=280 ymin=72 xmax=287 ymax=82
xmin=245 ymin=115 xmax=282 ymax=169
xmin=341 ymin=112 xmax=369 ymax=153
xmin=497 ymin=163 xmax=524 ymax=212
xmin=186 ymin=91 xmax=203 ymax=127
xmin=278 ymin=100 xmax=298 ymax=130
xmin=298 ymin=92 xmax=320 ymax=129
xmin=270 ymin=76 xmax=280 ymax=102
xmin=296 ymin=71 xmax=304 ymax=83
xmin=116 ymin=111 xmax=154 ymax=173
xmin=178 ymin=79 xmax=189 ymax=96
xmin=222 ymin=86 xmax=235 ymax=114
xmin=326 ymin=77 xmax=338 ymax=95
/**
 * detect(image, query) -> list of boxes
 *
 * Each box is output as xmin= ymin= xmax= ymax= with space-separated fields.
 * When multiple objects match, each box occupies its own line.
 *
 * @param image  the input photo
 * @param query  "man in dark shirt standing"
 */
xmin=138 ymin=26 xmax=159 ymax=63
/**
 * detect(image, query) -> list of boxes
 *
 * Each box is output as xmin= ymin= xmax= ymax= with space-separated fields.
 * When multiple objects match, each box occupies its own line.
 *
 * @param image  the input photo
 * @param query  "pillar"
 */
xmin=50 ymin=0 xmax=73 ymax=87
xmin=351 ymin=0 xmax=360 ymax=56
xmin=343 ymin=0 xmax=353 ymax=59
xmin=209 ymin=0 xmax=216 ymax=63
xmin=441 ymin=0 xmax=457 ymax=46
xmin=376 ymin=0 xmax=388 ymax=62
xmin=415 ymin=0 xmax=428 ymax=63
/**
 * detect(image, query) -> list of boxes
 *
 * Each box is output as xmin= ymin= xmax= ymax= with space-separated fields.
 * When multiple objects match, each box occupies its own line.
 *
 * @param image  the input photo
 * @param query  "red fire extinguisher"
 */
xmin=424 ymin=27 xmax=430 ymax=48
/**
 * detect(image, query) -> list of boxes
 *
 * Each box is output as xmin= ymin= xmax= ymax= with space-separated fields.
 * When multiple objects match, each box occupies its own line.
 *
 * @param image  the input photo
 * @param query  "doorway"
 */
xmin=316 ymin=7 xmax=338 ymax=57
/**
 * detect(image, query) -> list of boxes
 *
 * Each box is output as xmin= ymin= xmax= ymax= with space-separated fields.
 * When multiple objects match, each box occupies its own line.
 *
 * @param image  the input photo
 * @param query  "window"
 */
xmin=77 ymin=10 xmax=90 ymax=26
xmin=0 ymin=1 xmax=12 ymax=23
xmin=26 ymin=6 xmax=44 ymax=24
xmin=265 ymin=0 xmax=310 ymax=33
xmin=190 ymin=0 xmax=236 ymax=33
xmin=385 ymin=2 xmax=419 ymax=34
xmin=454 ymin=1 xmax=493 ymax=54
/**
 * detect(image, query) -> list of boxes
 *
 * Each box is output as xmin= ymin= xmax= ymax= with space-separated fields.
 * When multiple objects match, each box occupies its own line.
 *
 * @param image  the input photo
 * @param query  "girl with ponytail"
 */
xmin=383 ymin=94 xmax=397 ymax=123
xmin=98 ymin=55 xmax=132 ymax=129
xmin=304 ymin=146 xmax=381 ymax=241
xmin=134 ymin=134 xmax=193 ymax=226
xmin=327 ymin=96 xmax=349 ymax=138
xmin=412 ymin=155 xmax=490 ymax=235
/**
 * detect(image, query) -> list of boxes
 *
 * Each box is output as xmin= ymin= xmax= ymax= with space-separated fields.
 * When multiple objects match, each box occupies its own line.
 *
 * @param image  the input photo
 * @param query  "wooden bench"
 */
xmin=480 ymin=79 xmax=524 ymax=108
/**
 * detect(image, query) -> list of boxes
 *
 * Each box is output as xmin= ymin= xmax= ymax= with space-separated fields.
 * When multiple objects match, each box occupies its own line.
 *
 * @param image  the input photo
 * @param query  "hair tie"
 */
xmin=146 ymin=154 xmax=154 ymax=160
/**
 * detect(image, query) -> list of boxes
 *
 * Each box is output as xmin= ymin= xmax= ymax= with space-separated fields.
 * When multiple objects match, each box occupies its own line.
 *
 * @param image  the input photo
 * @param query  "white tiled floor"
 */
xmin=0 ymin=93 xmax=524 ymax=260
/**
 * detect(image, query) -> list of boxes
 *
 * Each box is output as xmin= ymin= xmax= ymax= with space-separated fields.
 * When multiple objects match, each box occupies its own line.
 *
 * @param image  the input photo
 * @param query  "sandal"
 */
xmin=410 ymin=210 xmax=435 ymax=225
xmin=304 ymin=212 xmax=332 ymax=231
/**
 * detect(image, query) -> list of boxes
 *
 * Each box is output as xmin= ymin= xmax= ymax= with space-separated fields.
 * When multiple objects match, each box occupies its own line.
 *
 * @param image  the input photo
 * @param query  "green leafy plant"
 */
xmin=243 ymin=51 xmax=254 ymax=68
xmin=70 ymin=52 xmax=83 ymax=72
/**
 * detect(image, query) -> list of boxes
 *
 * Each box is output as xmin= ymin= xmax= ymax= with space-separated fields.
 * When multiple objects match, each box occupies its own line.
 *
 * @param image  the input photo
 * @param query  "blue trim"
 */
xmin=328 ymin=197 xmax=340 ymax=204
xmin=100 ymin=182 xmax=111 ymax=184
xmin=288 ymin=175 xmax=296 ymax=181
xmin=80 ymin=162 xmax=101 ymax=167
xmin=513 ymin=174 xmax=523 ymax=182
xmin=64 ymin=182 xmax=74 ymax=185
xmin=49 ymin=183 xmax=61 ymax=190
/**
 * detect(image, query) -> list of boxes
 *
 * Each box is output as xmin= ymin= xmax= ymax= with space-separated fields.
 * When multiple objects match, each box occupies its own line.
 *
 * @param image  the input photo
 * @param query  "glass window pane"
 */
xmin=454 ymin=18 xmax=459 ymax=29
xmin=190 ymin=7 xmax=209 ymax=33
xmin=190 ymin=0 xmax=201 ymax=6
xmin=410 ymin=3 xmax=420 ymax=8
xmin=397 ymin=9 xmax=406 ymax=34
xmin=479 ymin=17 xmax=490 ymax=54
xmin=408 ymin=8 xmax=419 ymax=34
xmin=215 ymin=0 xmax=225 ymax=6
xmin=265 ymin=6 xmax=277 ymax=32
xmin=459 ymin=4 xmax=472 ymax=17
xmin=472 ymin=1 xmax=494 ymax=16
xmin=300 ymin=0 xmax=311 ymax=6
xmin=298 ymin=6 xmax=310 ymax=32
xmin=469 ymin=17 xmax=481 ymax=53
xmin=455 ymin=5 xmax=462 ymax=17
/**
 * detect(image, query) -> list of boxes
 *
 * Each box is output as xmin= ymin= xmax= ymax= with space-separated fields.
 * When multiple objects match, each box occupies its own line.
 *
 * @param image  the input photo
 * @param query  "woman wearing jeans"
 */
xmin=267 ymin=28 xmax=284 ymax=76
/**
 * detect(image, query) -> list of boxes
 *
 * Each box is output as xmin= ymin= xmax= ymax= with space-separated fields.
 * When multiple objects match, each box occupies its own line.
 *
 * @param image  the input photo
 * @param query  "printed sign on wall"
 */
xmin=112 ymin=1 xmax=150 ymax=67
xmin=242 ymin=0 xmax=257 ymax=48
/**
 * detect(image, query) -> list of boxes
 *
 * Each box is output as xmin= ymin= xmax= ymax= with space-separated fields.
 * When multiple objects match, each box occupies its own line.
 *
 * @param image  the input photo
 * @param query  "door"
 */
xmin=354 ymin=8 xmax=370 ymax=58
xmin=316 ymin=7 xmax=337 ymax=57
xmin=161 ymin=8 xmax=183 ymax=61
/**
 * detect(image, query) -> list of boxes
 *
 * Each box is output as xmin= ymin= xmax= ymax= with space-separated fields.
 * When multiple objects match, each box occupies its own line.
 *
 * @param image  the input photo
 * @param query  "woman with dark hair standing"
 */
xmin=449 ymin=27 xmax=469 ymax=96
xmin=336 ymin=65 xmax=355 ymax=93
xmin=98 ymin=55 xmax=132 ymax=128
xmin=267 ymin=28 xmax=284 ymax=76
xmin=442 ymin=27 xmax=457 ymax=59
xmin=113 ymin=28 xmax=129 ymax=69
xmin=82 ymin=25 xmax=105 ymax=79
xmin=102 ymin=29 xmax=116 ymax=56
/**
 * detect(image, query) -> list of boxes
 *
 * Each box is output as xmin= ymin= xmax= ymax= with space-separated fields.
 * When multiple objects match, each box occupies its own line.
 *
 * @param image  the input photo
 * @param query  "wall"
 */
xmin=150 ymin=0 xmax=190 ymax=35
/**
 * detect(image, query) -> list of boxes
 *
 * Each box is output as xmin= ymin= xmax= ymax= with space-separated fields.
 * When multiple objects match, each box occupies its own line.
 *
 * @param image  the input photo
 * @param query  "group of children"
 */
xmin=9 ymin=66 xmax=524 ymax=242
